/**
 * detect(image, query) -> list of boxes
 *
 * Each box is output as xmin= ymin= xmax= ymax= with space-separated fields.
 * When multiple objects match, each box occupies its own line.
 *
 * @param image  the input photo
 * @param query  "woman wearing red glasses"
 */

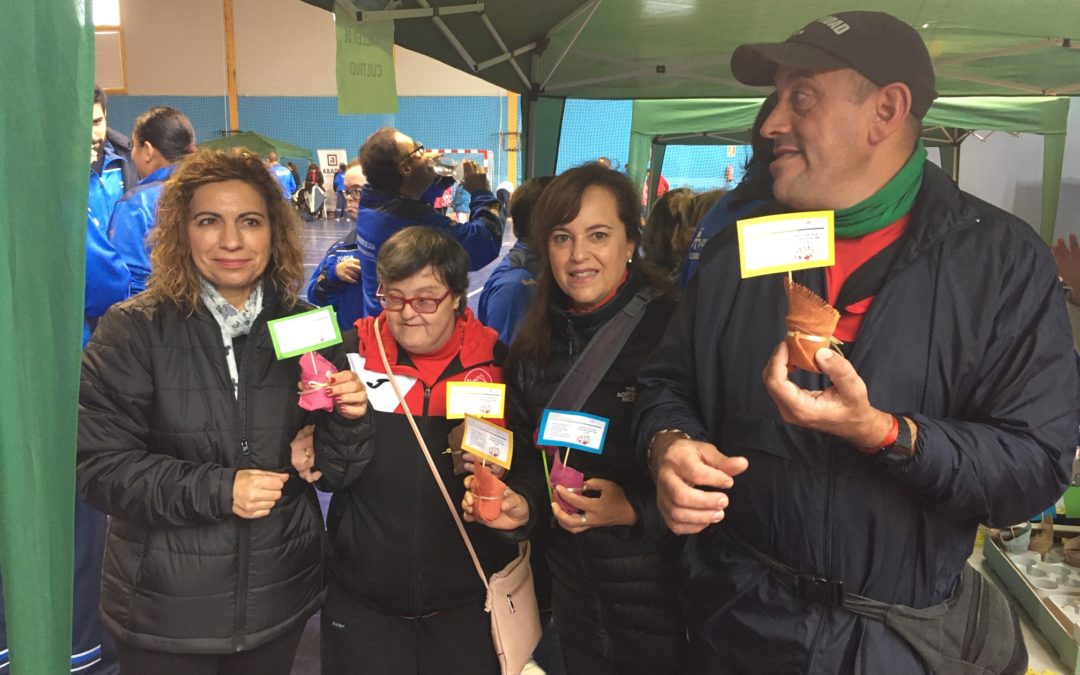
xmin=309 ymin=226 xmax=545 ymax=674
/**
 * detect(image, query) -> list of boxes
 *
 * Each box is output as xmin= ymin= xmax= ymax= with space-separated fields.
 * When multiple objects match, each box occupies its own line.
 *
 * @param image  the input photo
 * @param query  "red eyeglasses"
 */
xmin=376 ymin=286 xmax=452 ymax=314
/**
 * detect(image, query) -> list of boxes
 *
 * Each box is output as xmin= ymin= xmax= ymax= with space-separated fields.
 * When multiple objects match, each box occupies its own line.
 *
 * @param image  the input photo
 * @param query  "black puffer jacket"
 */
xmin=508 ymin=270 xmax=686 ymax=663
xmin=77 ymin=289 xmax=363 ymax=653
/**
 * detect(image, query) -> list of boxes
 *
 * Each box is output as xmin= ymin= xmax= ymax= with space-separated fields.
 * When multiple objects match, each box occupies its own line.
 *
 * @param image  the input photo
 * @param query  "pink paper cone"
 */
xmin=550 ymin=451 xmax=584 ymax=515
xmin=297 ymin=351 xmax=338 ymax=412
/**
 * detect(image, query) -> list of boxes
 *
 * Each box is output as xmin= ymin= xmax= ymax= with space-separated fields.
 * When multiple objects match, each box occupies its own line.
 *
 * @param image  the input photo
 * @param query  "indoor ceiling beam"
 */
xmin=413 ymin=0 xmax=481 ymax=72
xmin=477 ymin=12 xmax=532 ymax=89
xmin=540 ymin=0 xmax=603 ymax=90
xmin=934 ymin=69 xmax=1049 ymax=95
xmin=934 ymin=39 xmax=1057 ymax=67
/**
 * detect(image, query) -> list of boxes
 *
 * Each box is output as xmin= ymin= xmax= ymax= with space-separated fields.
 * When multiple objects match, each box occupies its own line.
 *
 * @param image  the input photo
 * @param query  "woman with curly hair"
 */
xmin=77 ymin=148 xmax=371 ymax=674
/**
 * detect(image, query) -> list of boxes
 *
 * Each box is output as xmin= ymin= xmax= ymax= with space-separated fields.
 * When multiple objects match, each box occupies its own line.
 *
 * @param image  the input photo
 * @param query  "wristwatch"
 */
xmin=877 ymin=415 xmax=915 ymax=464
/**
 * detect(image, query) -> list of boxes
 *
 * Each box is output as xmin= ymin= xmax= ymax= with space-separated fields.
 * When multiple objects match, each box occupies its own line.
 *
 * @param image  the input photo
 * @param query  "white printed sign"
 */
xmin=737 ymin=211 xmax=835 ymax=278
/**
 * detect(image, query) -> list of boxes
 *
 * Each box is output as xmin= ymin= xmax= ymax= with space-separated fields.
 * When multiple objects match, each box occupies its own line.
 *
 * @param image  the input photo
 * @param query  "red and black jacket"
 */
xmin=315 ymin=309 xmax=544 ymax=616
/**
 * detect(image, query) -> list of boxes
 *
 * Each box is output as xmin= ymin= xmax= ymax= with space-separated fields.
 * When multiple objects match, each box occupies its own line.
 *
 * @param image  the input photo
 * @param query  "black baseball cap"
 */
xmin=730 ymin=11 xmax=938 ymax=118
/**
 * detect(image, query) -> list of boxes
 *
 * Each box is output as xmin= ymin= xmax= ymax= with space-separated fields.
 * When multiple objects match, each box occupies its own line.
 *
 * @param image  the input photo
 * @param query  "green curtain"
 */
xmin=0 ymin=1 xmax=91 ymax=671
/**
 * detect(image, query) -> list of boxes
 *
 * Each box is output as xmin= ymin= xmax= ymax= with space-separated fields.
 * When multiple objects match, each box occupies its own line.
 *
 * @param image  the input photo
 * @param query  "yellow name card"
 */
xmin=460 ymin=415 xmax=514 ymax=470
xmin=737 ymin=210 xmax=835 ymax=278
xmin=446 ymin=381 xmax=506 ymax=419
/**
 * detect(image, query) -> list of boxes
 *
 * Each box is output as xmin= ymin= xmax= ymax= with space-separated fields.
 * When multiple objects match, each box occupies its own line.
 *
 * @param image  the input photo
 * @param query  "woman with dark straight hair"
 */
xmin=503 ymin=164 xmax=688 ymax=674
xmin=109 ymin=106 xmax=197 ymax=296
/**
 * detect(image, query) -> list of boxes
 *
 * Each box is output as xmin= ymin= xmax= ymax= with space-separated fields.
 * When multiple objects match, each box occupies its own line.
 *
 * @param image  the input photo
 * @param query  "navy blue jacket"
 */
xmin=109 ymin=164 xmax=177 ymax=297
xmin=354 ymin=185 xmax=504 ymax=318
xmin=634 ymin=163 xmax=1078 ymax=674
xmin=476 ymin=241 xmax=539 ymax=345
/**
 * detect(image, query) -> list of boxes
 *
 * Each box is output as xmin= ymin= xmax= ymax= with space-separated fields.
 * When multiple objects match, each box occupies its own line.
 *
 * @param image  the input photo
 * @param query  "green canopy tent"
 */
xmin=305 ymin=1 xmax=1080 ymax=181
xmin=629 ymin=96 xmax=1071 ymax=242
xmin=200 ymin=131 xmax=313 ymax=162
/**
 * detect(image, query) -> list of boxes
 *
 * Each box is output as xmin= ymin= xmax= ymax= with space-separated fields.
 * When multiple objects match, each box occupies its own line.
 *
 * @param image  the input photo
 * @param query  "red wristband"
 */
xmin=858 ymin=415 xmax=899 ymax=454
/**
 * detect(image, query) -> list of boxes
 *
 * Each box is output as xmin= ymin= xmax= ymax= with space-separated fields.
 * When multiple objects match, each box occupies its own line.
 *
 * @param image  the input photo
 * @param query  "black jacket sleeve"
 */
xmin=77 ymin=307 xmax=237 ymax=527
xmin=632 ymin=271 xmax=711 ymax=473
xmin=881 ymin=238 xmax=1077 ymax=526
xmin=313 ymin=333 xmax=377 ymax=491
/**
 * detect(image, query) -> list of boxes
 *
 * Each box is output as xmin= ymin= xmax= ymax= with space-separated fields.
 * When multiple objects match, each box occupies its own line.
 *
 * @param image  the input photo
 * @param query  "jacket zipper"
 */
xmin=411 ymin=385 xmax=433 ymax=616
xmin=232 ymin=331 xmax=255 ymax=651
xmin=801 ymin=270 xmax=835 ymax=673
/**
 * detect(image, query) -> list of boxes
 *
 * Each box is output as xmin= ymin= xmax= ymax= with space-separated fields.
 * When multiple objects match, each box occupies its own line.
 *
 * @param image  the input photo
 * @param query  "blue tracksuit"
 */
xmin=85 ymin=209 xmax=130 ymax=347
xmin=108 ymin=164 xmax=176 ymax=297
xmin=334 ymin=171 xmax=347 ymax=217
xmin=305 ymin=230 xmax=364 ymax=331
xmin=355 ymin=185 xmax=504 ymax=318
xmin=678 ymin=163 xmax=775 ymax=289
xmin=271 ymin=163 xmax=297 ymax=199
xmin=476 ymin=241 xmax=539 ymax=344
xmin=88 ymin=143 xmax=130 ymax=230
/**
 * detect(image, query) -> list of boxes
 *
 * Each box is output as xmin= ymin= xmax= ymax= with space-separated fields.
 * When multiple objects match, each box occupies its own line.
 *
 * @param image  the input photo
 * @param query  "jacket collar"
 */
xmin=883 ymin=161 xmax=982 ymax=280
xmin=550 ymin=267 xmax=648 ymax=338
xmin=138 ymin=163 xmax=177 ymax=186
xmin=506 ymin=241 xmax=540 ymax=275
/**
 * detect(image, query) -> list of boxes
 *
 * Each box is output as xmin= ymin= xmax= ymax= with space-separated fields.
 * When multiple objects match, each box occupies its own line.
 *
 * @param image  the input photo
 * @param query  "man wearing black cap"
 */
xmin=635 ymin=11 xmax=1076 ymax=673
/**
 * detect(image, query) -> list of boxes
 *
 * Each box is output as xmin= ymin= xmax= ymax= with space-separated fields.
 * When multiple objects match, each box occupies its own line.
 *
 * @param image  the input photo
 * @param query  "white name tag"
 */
xmin=267 ymin=306 xmax=343 ymax=359
xmin=537 ymin=409 xmax=609 ymax=454
xmin=446 ymin=381 xmax=506 ymax=419
xmin=737 ymin=211 xmax=835 ymax=278
xmin=460 ymin=415 xmax=514 ymax=469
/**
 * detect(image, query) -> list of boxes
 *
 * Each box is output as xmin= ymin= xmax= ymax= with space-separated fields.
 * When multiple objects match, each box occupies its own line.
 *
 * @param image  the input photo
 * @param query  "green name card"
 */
xmin=267 ymin=306 xmax=343 ymax=360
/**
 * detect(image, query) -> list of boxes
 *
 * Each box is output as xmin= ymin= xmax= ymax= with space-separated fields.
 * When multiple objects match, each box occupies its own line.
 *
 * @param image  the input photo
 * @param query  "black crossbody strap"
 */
xmin=833 ymin=235 xmax=906 ymax=312
xmin=545 ymin=286 xmax=662 ymax=412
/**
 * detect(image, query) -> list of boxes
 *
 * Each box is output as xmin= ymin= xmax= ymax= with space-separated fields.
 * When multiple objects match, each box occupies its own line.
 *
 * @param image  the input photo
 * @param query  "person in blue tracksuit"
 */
xmin=476 ymin=176 xmax=552 ymax=344
xmin=109 ymin=106 xmax=194 ymax=297
xmin=306 ymin=160 xmax=367 ymax=330
xmin=678 ymin=92 xmax=778 ymax=289
xmin=85 ymin=209 xmax=130 ymax=346
xmin=353 ymin=127 xmax=505 ymax=318
xmin=89 ymin=85 xmax=135 ymax=230
xmin=333 ymin=165 xmax=347 ymax=218
xmin=307 ymin=160 xmax=458 ymax=331
xmin=267 ymin=151 xmax=297 ymax=200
